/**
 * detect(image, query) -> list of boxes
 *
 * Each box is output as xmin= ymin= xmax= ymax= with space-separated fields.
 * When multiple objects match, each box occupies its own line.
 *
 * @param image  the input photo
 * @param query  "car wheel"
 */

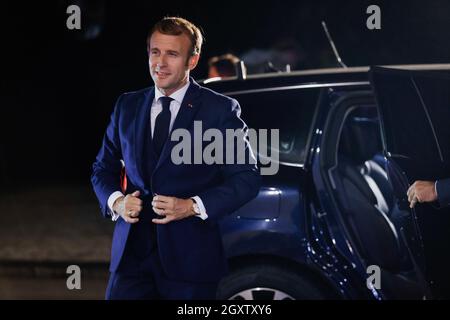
xmin=217 ymin=264 xmax=327 ymax=300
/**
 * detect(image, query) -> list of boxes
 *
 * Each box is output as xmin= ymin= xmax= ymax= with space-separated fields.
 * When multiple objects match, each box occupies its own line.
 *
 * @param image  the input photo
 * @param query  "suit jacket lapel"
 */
xmin=154 ymin=79 xmax=202 ymax=172
xmin=134 ymin=87 xmax=156 ymax=183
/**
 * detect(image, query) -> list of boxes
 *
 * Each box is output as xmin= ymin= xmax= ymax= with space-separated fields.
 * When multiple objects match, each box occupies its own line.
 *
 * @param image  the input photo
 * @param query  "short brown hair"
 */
xmin=147 ymin=17 xmax=203 ymax=56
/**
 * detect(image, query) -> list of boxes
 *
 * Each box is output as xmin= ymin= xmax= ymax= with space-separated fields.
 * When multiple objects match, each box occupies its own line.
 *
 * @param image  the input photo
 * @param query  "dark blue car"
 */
xmin=203 ymin=64 xmax=450 ymax=300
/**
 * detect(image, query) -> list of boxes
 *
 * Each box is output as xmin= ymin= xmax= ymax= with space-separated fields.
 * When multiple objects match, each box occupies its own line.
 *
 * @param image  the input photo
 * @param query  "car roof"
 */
xmin=202 ymin=64 xmax=450 ymax=95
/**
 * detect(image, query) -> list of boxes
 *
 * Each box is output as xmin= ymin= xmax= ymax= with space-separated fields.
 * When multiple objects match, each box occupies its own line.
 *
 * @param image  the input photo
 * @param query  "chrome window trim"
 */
xmin=224 ymin=81 xmax=369 ymax=96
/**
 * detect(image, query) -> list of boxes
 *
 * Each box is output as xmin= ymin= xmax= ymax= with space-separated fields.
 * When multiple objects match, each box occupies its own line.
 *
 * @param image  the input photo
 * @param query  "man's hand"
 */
xmin=113 ymin=190 xmax=143 ymax=223
xmin=151 ymin=195 xmax=195 ymax=224
xmin=407 ymin=180 xmax=437 ymax=208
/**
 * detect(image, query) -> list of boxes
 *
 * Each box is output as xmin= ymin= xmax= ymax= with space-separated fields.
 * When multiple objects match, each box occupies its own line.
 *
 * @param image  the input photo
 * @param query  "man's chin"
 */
xmin=154 ymin=82 xmax=179 ymax=95
xmin=154 ymin=80 xmax=170 ymax=89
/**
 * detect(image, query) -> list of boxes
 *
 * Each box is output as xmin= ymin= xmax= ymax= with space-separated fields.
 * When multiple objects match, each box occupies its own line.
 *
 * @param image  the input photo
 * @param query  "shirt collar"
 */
xmin=154 ymin=79 xmax=190 ymax=105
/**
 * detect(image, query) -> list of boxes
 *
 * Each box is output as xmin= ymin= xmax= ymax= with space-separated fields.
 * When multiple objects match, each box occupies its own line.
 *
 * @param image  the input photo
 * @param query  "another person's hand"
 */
xmin=407 ymin=181 xmax=437 ymax=208
xmin=113 ymin=191 xmax=143 ymax=223
xmin=151 ymin=195 xmax=195 ymax=224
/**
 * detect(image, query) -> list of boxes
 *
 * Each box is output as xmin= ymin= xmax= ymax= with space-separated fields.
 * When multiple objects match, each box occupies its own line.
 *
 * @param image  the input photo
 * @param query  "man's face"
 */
xmin=148 ymin=31 xmax=199 ymax=96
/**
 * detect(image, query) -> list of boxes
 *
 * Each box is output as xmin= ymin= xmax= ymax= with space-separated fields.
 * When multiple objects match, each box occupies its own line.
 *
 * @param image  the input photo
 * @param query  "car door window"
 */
xmin=230 ymin=88 xmax=319 ymax=166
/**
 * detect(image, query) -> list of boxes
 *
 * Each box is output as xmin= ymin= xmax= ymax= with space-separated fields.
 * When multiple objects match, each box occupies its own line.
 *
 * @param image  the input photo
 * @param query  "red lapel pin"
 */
xmin=188 ymin=103 xmax=193 ymax=108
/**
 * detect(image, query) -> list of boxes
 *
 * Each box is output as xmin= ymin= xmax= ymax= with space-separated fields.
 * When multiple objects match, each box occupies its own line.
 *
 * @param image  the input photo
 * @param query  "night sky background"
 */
xmin=3 ymin=0 xmax=450 ymax=185
xmin=2 ymin=0 xmax=450 ymax=298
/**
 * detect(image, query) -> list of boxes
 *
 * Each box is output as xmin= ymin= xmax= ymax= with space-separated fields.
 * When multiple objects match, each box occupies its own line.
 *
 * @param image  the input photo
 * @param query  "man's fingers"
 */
xmin=152 ymin=204 xmax=177 ymax=216
xmin=127 ymin=204 xmax=143 ymax=212
xmin=128 ymin=210 xmax=140 ymax=218
xmin=153 ymin=195 xmax=172 ymax=203
xmin=407 ymin=185 xmax=413 ymax=198
xmin=131 ymin=190 xmax=141 ymax=197
xmin=409 ymin=197 xmax=418 ymax=208
xmin=153 ymin=207 xmax=168 ymax=216
xmin=408 ymin=187 xmax=416 ymax=203
xmin=127 ymin=197 xmax=143 ymax=206
xmin=152 ymin=200 xmax=172 ymax=210
xmin=124 ymin=206 xmax=142 ymax=218
xmin=125 ymin=192 xmax=142 ymax=207
xmin=125 ymin=216 xmax=139 ymax=224
xmin=152 ymin=216 xmax=173 ymax=224
xmin=123 ymin=203 xmax=143 ymax=218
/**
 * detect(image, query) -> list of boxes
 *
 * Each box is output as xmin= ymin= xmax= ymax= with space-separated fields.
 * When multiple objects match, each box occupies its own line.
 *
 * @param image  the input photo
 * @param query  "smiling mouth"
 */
xmin=155 ymin=70 xmax=171 ymax=78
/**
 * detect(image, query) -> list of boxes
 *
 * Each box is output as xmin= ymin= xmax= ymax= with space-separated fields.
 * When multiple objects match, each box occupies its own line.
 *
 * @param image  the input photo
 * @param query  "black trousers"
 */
xmin=105 ymin=246 xmax=218 ymax=300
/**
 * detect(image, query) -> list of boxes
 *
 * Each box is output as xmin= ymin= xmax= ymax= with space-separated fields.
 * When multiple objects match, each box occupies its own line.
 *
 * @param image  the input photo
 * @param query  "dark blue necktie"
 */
xmin=153 ymin=96 xmax=173 ymax=157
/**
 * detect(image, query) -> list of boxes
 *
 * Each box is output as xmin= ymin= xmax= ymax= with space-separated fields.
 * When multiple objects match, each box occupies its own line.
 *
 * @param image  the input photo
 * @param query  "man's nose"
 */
xmin=158 ymin=54 xmax=168 ymax=66
xmin=151 ymin=57 xmax=166 ymax=68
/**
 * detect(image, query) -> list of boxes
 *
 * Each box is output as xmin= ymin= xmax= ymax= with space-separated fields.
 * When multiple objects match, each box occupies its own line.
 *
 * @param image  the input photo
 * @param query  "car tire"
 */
xmin=217 ymin=264 xmax=328 ymax=300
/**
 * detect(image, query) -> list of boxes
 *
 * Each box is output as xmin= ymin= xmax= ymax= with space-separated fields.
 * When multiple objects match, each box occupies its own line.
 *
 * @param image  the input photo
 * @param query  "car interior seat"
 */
xmin=334 ymin=106 xmax=403 ymax=271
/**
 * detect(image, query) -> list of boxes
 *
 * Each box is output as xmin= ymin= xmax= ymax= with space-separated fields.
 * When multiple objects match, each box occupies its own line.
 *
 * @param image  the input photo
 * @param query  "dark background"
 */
xmin=3 ymin=0 xmax=450 ymax=186
xmin=2 ymin=0 xmax=450 ymax=299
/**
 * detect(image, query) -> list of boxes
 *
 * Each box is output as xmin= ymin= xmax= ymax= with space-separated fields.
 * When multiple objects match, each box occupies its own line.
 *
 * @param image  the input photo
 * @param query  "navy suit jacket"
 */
xmin=91 ymin=79 xmax=261 ymax=282
xmin=436 ymin=178 xmax=450 ymax=207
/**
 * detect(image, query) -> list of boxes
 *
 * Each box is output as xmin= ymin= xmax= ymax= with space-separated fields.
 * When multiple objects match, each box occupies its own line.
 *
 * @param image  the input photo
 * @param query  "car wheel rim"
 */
xmin=229 ymin=287 xmax=294 ymax=300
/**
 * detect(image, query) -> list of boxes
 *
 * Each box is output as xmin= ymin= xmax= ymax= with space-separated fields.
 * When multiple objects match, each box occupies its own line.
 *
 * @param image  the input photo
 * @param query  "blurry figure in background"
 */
xmin=240 ymin=37 xmax=305 ymax=74
xmin=208 ymin=53 xmax=240 ymax=78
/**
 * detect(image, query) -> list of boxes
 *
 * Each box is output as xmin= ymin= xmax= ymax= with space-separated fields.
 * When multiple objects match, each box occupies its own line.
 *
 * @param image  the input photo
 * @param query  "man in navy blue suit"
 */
xmin=407 ymin=179 xmax=450 ymax=208
xmin=91 ymin=17 xmax=261 ymax=299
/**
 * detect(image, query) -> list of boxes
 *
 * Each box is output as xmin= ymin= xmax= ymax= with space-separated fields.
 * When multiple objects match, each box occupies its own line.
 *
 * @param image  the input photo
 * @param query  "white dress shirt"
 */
xmin=107 ymin=80 xmax=208 ymax=221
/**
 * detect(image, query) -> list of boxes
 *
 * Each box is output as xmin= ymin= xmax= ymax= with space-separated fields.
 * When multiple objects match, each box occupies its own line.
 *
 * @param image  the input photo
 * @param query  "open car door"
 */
xmin=370 ymin=66 xmax=450 ymax=298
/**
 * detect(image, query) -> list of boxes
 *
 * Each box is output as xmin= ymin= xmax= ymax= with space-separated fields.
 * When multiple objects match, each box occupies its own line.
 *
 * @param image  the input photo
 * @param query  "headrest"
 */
xmin=339 ymin=107 xmax=382 ymax=164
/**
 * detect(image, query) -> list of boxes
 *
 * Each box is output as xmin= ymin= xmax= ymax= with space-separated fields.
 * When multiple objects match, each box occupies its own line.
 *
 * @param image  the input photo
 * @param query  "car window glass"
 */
xmin=231 ymin=89 xmax=319 ymax=165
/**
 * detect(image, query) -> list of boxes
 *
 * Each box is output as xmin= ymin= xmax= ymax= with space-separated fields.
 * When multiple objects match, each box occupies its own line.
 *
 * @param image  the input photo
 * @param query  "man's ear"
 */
xmin=188 ymin=54 xmax=200 ymax=71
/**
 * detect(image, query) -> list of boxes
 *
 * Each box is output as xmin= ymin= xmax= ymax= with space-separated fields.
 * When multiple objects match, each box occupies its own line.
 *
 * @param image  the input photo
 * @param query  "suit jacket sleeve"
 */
xmin=91 ymin=95 xmax=124 ymax=218
xmin=436 ymin=178 xmax=450 ymax=208
xmin=197 ymin=98 xmax=261 ymax=222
